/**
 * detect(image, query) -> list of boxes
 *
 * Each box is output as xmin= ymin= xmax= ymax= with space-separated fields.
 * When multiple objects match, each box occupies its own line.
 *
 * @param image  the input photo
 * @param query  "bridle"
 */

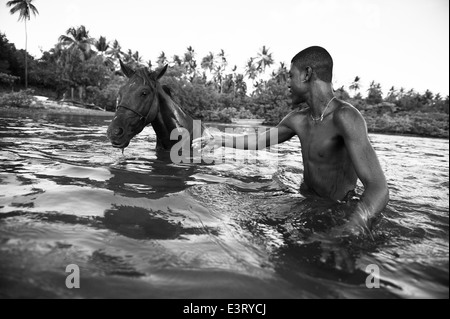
xmin=116 ymin=83 xmax=159 ymax=124
xmin=116 ymin=104 xmax=146 ymax=122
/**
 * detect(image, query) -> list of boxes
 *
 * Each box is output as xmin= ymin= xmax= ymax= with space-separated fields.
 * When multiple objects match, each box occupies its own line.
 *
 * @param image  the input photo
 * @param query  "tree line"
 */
xmin=1 ymin=0 xmax=448 ymax=138
xmin=2 ymin=1 xmax=448 ymax=127
xmin=1 ymin=26 xmax=448 ymax=120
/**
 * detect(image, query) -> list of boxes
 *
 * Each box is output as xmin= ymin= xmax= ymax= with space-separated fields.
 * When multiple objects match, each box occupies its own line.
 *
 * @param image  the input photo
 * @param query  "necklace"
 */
xmin=310 ymin=96 xmax=336 ymax=122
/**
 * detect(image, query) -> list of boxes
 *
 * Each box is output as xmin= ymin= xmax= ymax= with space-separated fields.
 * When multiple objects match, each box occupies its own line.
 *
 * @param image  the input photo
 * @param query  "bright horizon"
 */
xmin=0 ymin=0 xmax=449 ymax=97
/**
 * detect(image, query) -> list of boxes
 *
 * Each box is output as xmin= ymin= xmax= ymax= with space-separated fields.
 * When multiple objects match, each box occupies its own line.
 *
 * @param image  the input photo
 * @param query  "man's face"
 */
xmin=289 ymin=63 xmax=307 ymax=105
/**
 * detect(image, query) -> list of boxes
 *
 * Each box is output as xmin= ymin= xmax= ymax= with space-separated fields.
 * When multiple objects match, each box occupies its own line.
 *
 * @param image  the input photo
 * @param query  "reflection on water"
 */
xmin=0 ymin=108 xmax=448 ymax=299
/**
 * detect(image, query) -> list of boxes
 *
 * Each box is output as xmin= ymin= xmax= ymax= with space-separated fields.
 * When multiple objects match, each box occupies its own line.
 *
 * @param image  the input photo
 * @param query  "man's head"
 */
xmin=289 ymin=46 xmax=333 ymax=104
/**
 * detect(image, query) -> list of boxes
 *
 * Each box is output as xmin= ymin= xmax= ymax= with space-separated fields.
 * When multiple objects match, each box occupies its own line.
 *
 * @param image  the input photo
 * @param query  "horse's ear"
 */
xmin=156 ymin=64 xmax=168 ymax=80
xmin=120 ymin=59 xmax=135 ymax=78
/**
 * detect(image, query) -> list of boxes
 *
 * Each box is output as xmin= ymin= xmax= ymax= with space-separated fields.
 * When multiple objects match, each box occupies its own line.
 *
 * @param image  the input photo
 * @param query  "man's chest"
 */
xmin=295 ymin=122 xmax=346 ymax=163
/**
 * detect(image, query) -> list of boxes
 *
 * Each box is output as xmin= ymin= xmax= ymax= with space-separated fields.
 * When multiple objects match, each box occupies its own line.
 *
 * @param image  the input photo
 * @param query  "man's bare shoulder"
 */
xmin=284 ymin=107 xmax=309 ymax=122
xmin=333 ymin=100 xmax=366 ymax=125
xmin=279 ymin=108 xmax=308 ymax=126
xmin=333 ymin=100 xmax=368 ymax=136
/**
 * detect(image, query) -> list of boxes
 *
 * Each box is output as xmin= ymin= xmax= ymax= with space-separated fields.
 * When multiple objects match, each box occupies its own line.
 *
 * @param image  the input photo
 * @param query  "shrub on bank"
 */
xmin=364 ymin=111 xmax=449 ymax=138
xmin=0 ymin=89 xmax=37 ymax=108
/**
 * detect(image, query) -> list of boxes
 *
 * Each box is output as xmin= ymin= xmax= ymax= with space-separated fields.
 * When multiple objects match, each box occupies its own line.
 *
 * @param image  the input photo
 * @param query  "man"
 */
xmin=195 ymin=46 xmax=389 ymax=236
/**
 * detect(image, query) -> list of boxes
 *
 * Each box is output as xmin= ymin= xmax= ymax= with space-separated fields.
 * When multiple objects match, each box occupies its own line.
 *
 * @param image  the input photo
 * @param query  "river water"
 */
xmin=0 ymin=109 xmax=448 ymax=299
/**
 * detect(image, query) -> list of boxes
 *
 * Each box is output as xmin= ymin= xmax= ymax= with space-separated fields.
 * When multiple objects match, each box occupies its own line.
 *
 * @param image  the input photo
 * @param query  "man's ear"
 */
xmin=120 ymin=59 xmax=135 ymax=78
xmin=302 ymin=66 xmax=313 ymax=82
xmin=156 ymin=64 xmax=168 ymax=80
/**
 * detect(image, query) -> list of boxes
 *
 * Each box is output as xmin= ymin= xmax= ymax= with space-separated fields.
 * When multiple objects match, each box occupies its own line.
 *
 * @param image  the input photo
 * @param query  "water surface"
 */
xmin=0 ymin=109 xmax=448 ymax=298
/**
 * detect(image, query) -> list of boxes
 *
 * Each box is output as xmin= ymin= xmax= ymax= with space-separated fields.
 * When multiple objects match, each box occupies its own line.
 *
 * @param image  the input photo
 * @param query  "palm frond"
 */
xmin=29 ymin=3 xmax=39 ymax=16
xmin=7 ymin=0 xmax=39 ymax=21
xmin=8 ymin=4 xmax=23 ymax=17
xmin=6 ymin=0 xmax=23 ymax=5
xmin=58 ymin=35 xmax=74 ymax=44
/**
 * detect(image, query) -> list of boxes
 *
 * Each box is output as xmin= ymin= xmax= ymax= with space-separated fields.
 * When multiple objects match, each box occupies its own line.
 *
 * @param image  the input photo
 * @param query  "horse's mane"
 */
xmin=162 ymin=85 xmax=173 ymax=97
xmin=134 ymin=68 xmax=156 ymax=86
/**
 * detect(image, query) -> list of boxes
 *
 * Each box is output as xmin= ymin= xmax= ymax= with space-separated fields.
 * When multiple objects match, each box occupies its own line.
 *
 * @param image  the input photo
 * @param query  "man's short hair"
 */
xmin=291 ymin=46 xmax=333 ymax=83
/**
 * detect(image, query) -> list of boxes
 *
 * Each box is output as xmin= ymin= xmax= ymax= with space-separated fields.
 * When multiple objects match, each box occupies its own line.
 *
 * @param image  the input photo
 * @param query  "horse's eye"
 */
xmin=141 ymin=91 xmax=148 ymax=96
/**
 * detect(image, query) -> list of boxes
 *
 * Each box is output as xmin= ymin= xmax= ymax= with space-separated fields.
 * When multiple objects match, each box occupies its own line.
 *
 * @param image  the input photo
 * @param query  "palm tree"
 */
xmin=217 ymin=49 xmax=228 ymax=70
xmin=59 ymin=25 xmax=95 ymax=62
xmin=95 ymin=36 xmax=114 ymax=69
xmin=367 ymin=80 xmax=383 ymax=105
xmin=106 ymin=39 xmax=123 ymax=61
xmin=349 ymin=76 xmax=361 ymax=97
xmin=132 ymin=51 xmax=143 ymax=64
xmin=228 ymin=65 xmax=239 ymax=97
xmin=398 ymin=87 xmax=405 ymax=99
xmin=6 ymin=0 xmax=39 ymax=89
xmin=200 ymin=52 xmax=215 ymax=84
xmin=183 ymin=46 xmax=197 ymax=81
xmin=95 ymin=36 xmax=109 ymax=55
xmin=122 ymin=49 xmax=143 ymax=68
xmin=213 ymin=49 xmax=229 ymax=91
xmin=201 ymin=52 xmax=215 ymax=73
xmin=184 ymin=46 xmax=196 ymax=72
xmin=255 ymin=45 xmax=274 ymax=74
xmin=157 ymin=51 xmax=168 ymax=68
xmin=123 ymin=49 xmax=134 ymax=64
xmin=58 ymin=25 xmax=95 ymax=101
xmin=172 ymin=54 xmax=182 ymax=66
xmin=386 ymin=86 xmax=397 ymax=102
xmin=245 ymin=57 xmax=258 ymax=81
xmin=234 ymin=73 xmax=247 ymax=97
xmin=424 ymin=89 xmax=434 ymax=102
xmin=273 ymin=62 xmax=288 ymax=83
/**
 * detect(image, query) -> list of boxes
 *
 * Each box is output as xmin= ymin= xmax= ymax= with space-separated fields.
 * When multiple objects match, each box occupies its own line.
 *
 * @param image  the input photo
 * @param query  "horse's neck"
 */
xmin=151 ymin=91 xmax=194 ymax=150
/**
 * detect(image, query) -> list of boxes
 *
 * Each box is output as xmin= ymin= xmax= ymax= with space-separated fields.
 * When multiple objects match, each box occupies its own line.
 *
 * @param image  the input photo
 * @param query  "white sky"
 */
xmin=1 ymin=0 xmax=449 ymax=96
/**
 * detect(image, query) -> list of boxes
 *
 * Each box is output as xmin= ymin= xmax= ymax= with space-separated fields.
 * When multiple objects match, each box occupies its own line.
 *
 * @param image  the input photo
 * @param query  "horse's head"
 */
xmin=107 ymin=60 xmax=168 ymax=149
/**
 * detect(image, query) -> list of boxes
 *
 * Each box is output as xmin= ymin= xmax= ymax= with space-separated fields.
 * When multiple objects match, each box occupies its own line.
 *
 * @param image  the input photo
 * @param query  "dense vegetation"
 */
xmin=0 ymin=27 xmax=448 ymax=138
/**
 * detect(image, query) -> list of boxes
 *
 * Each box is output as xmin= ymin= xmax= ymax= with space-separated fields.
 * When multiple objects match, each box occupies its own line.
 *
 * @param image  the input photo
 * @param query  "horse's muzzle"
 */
xmin=107 ymin=124 xmax=130 ymax=149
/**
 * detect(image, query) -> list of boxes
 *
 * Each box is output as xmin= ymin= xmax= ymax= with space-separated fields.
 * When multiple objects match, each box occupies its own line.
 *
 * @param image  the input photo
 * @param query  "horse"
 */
xmin=107 ymin=60 xmax=206 ymax=151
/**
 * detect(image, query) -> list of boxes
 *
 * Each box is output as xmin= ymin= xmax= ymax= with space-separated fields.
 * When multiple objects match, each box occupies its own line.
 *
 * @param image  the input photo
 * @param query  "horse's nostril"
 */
xmin=114 ymin=127 xmax=124 ymax=136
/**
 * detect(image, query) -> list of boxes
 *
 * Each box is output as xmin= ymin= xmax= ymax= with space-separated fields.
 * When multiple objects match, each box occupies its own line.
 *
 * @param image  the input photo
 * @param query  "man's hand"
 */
xmin=331 ymin=203 xmax=374 ymax=239
xmin=192 ymin=134 xmax=222 ymax=151
xmin=307 ymin=203 xmax=375 ymax=272
xmin=308 ymin=232 xmax=355 ymax=272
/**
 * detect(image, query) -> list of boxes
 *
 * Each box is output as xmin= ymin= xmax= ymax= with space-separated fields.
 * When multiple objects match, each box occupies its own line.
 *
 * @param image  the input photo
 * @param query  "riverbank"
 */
xmin=0 ymin=92 xmax=115 ymax=117
xmin=363 ymin=110 xmax=449 ymax=139
xmin=0 ymin=102 xmax=114 ymax=118
xmin=1 ymin=103 xmax=448 ymax=139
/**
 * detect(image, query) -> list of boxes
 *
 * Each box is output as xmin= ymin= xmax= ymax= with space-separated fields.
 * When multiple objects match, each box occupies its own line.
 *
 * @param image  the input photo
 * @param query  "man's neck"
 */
xmin=305 ymin=82 xmax=335 ymax=118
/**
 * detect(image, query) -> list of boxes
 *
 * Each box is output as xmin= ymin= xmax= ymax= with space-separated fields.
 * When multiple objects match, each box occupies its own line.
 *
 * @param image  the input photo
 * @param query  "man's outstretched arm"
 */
xmin=221 ymin=121 xmax=295 ymax=150
xmin=194 ymin=113 xmax=296 ymax=150
xmin=335 ymin=105 xmax=389 ymax=233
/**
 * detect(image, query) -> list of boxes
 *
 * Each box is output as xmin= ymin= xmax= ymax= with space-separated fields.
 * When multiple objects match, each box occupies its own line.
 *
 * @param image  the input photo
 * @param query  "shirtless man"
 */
xmin=196 ymin=46 xmax=389 ymax=235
